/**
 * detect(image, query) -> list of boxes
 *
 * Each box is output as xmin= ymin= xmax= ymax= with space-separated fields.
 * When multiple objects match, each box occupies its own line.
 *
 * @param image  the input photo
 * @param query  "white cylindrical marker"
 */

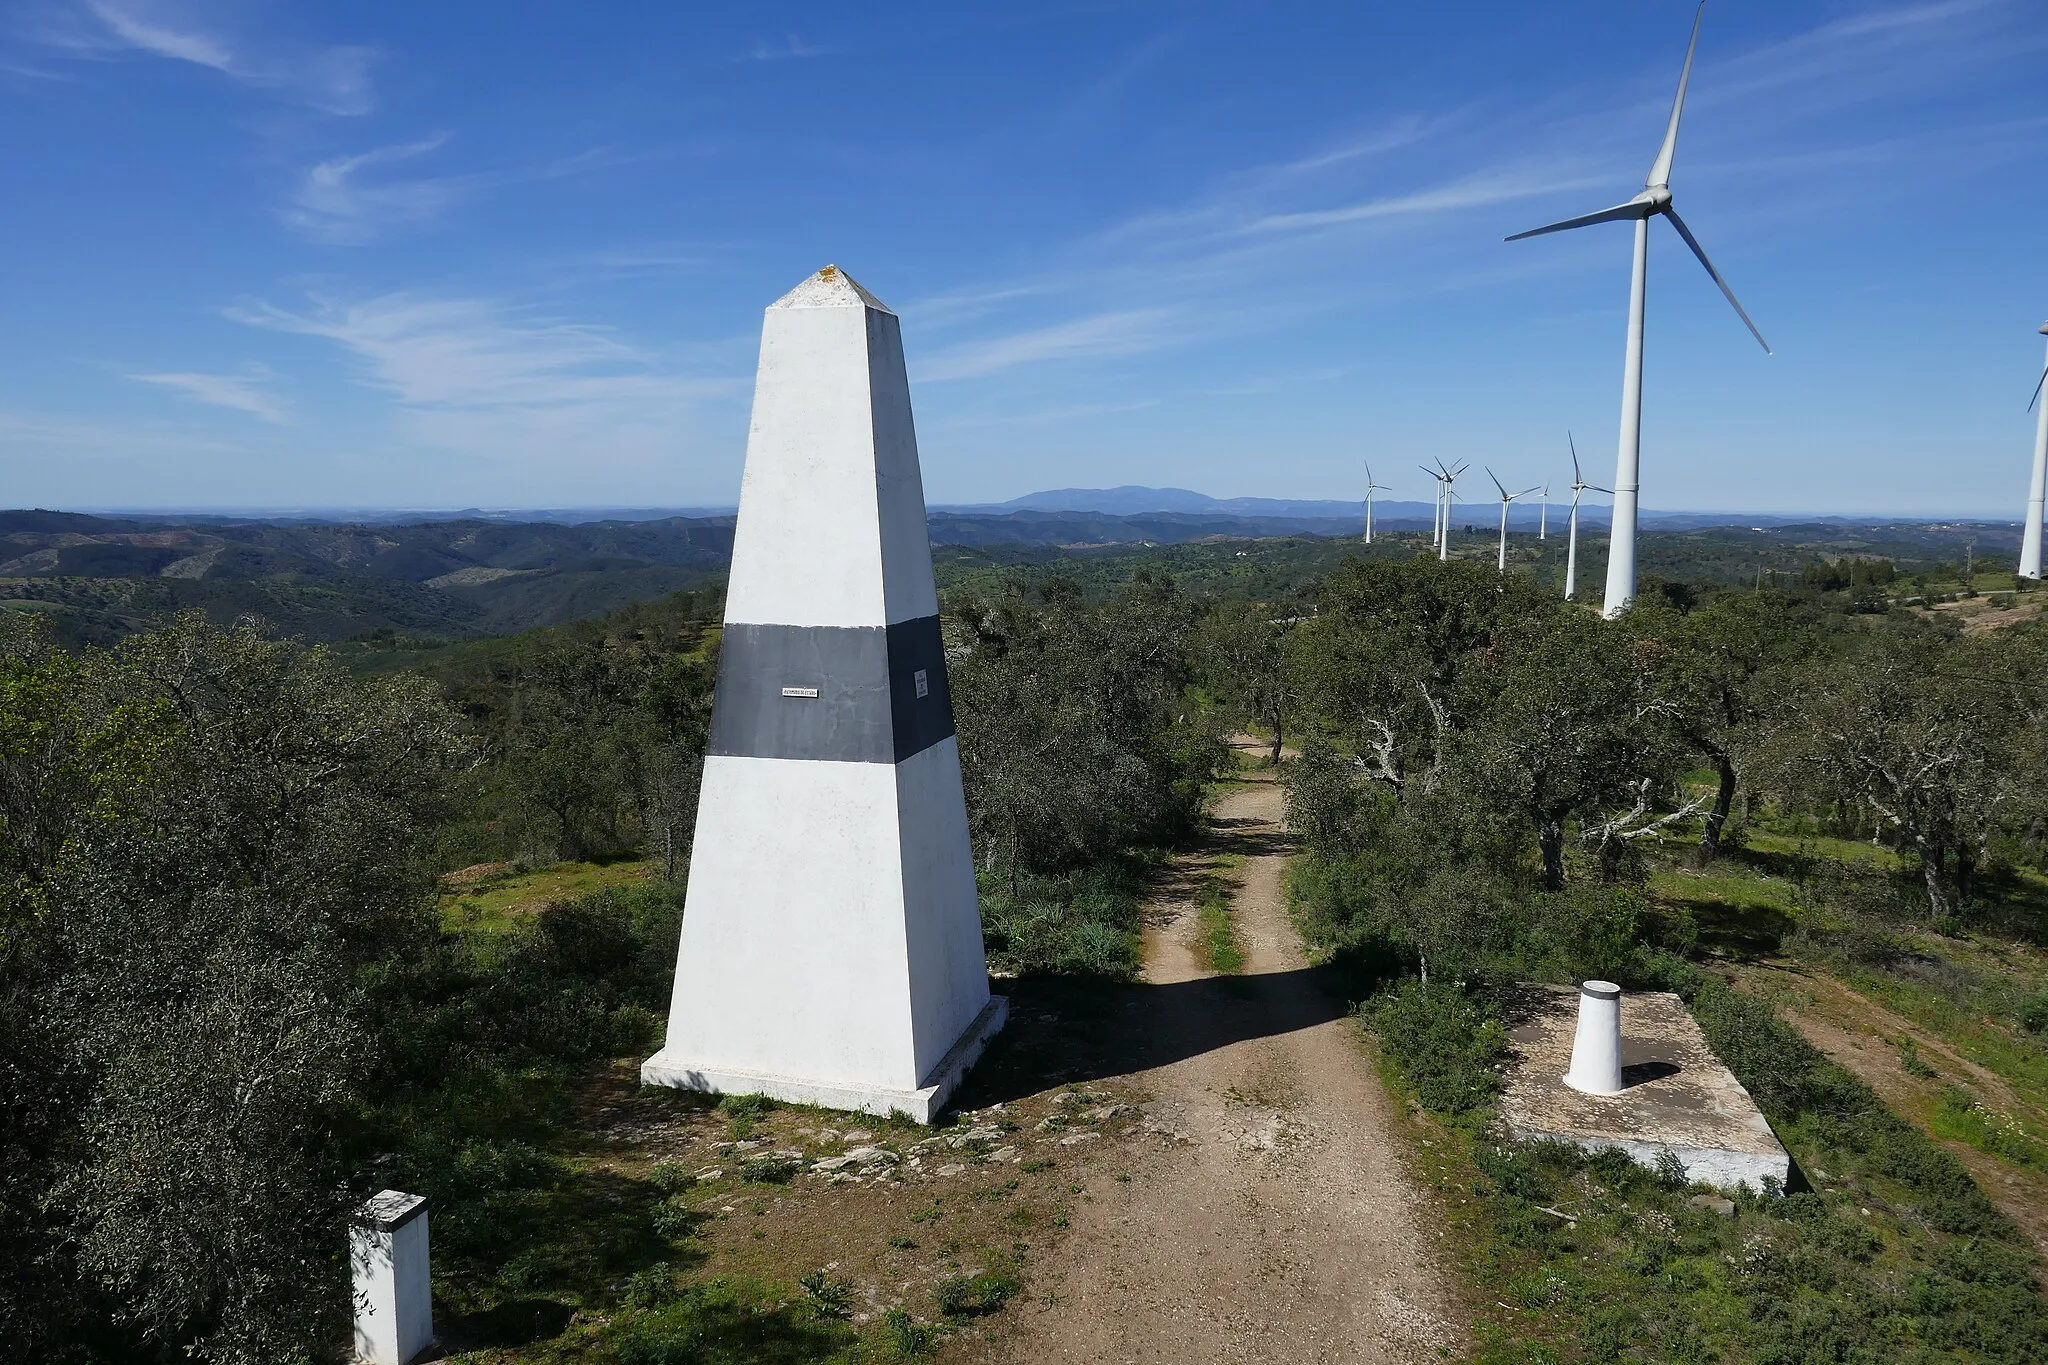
xmin=1563 ymin=980 xmax=1626 ymax=1096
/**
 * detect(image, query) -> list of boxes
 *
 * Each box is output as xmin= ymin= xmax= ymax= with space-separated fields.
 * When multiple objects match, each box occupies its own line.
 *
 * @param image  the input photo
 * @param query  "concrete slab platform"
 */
xmin=642 ymin=994 xmax=1007 ymax=1124
xmin=1500 ymin=985 xmax=1790 ymax=1194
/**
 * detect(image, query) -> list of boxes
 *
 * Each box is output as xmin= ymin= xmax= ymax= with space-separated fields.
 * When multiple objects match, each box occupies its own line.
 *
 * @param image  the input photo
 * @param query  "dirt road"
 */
xmin=985 ymin=750 xmax=1459 ymax=1362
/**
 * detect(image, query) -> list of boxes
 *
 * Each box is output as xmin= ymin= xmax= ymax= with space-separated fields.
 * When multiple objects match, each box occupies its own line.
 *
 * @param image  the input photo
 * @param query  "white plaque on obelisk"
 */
xmin=641 ymin=266 xmax=1005 ymax=1122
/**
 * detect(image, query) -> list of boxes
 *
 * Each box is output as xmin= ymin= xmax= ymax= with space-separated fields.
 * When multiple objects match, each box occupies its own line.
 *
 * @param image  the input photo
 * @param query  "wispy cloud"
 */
xmin=127 ymin=365 xmax=289 ymax=423
xmin=744 ymin=33 xmax=827 ymax=62
xmin=892 ymin=0 xmax=2043 ymax=398
xmin=916 ymin=308 xmax=1185 ymax=382
xmin=228 ymin=291 xmax=741 ymax=467
xmin=0 ymin=410 xmax=249 ymax=458
xmin=284 ymin=137 xmax=618 ymax=245
xmin=1235 ymin=164 xmax=1609 ymax=236
xmin=36 ymin=0 xmax=375 ymax=114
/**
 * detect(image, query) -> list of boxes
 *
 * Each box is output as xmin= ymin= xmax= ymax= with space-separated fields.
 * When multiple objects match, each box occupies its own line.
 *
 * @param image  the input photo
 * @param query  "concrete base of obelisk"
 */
xmin=641 ymin=995 xmax=1006 ymax=1123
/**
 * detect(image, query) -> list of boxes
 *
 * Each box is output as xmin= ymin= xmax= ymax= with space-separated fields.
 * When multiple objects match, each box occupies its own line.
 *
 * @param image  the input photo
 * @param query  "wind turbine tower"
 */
xmin=1564 ymin=433 xmax=1610 ymax=603
xmin=1539 ymin=483 xmax=1550 ymax=540
xmin=1363 ymin=461 xmax=1391 ymax=544
xmin=1421 ymin=462 xmax=1451 ymax=556
xmin=1437 ymin=461 xmax=1468 ymax=561
xmin=1487 ymin=468 xmax=1541 ymax=573
xmin=2018 ymin=322 xmax=2048 ymax=580
xmin=1507 ymin=2 xmax=1769 ymax=618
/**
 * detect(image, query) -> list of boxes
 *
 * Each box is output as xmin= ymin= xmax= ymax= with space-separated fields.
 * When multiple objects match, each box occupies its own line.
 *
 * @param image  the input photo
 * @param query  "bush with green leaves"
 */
xmin=951 ymin=572 xmax=1224 ymax=880
xmin=932 ymin=1268 xmax=1019 ymax=1319
xmin=0 ymin=613 xmax=470 ymax=1364
xmin=977 ymin=860 xmax=1145 ymax=979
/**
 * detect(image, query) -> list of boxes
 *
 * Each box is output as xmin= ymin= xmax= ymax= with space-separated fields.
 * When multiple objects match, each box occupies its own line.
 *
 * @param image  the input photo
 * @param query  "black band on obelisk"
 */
xmin=707 ymin=615 xmax=955 ymax=764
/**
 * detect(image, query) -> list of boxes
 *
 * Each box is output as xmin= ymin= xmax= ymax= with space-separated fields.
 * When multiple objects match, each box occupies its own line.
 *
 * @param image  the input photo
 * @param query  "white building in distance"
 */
xmin=641 ymin=266 xmax=1005 ymax=1122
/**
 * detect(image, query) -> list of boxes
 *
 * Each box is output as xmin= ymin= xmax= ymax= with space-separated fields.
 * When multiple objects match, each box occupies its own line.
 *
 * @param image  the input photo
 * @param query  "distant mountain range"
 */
xmin=961 ymin=486 xmax=1918 ymax=532
xmin=79 ymin=486 xmax=1959 ymax=533
xmin=5 ymin=496 xmax=2019 ymax=649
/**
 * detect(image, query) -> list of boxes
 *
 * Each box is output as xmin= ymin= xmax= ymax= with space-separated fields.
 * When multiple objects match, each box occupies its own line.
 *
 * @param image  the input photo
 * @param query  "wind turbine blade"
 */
xmin=1569 ymin=431 xmax=1581 ymax=484
xmin=1518 ymin=485 xmax=1542 ymax=499
xmin=1663 ymin=207 xmax=1771 ymax=354
xmin=1647 ymin=3 xmax=1704 ymax=188
xmin=1505 ymin=200 xmax=1650 ymax=242
xmin=1486 ymin=467 xmax=1508 ymax=498
xmin=2030 ymin=366 xmax=2046 ymax=414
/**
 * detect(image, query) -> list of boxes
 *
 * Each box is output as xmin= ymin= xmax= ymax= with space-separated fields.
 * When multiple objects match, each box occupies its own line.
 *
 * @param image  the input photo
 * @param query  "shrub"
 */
xmin=1362 ymin=980 xmax=1505 ymax=1116
xmin=932 ymin=1269 xmax=1019 ymax=1319
xmin=739 ymin=1154 xmax=800 ymax=1184
xmin=798 ymin=1269 xmax=852 ymax=1319
xmin=883 ymin=1307 xmax=940 ymax=1355
xmin=978 ymin=862 xmax=1144 ymax=979
xmin=622 ymin=1262 xmax=680 ymax=1309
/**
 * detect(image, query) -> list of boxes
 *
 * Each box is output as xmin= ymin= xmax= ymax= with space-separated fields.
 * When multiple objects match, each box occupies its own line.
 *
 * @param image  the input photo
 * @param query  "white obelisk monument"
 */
xmin=642 ymin=265 xmax=1005 ymax=1122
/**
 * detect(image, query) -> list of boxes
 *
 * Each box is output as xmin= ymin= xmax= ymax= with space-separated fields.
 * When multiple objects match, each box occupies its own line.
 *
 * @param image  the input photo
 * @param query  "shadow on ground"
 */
xmin=958 ymin=962 xmax=1352 ymax=1109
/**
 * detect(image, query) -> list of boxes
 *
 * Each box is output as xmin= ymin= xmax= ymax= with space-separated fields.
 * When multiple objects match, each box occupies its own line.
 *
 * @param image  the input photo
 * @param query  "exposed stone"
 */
xmin=1688 ymin=1194 xmax=1737 ymax=1219
xmin=846 ymin=1146 xmax=899 ymax=1165
xmin=935 ymin=1163 xmax=969 ymax=1177
xmin=841 ymin=1129 xmax=875 ymax=1144
xmin=1059 ymin=1132 xmax=1100 ymax=1146
xmin=988 ymin=1146 xmax=1018 ymax=1162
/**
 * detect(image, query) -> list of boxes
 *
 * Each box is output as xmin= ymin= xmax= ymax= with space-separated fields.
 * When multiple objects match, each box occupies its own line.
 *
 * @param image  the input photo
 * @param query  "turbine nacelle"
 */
xmin=1504 ymin=3 xmax=1768 ymax=357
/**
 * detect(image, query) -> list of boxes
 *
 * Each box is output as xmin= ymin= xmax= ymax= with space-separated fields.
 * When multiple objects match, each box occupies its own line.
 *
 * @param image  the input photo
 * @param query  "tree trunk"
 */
xmin=1698 ymin=754 xmax=1737 ymax=862
xmin=1268 ymin=713 xmax=1284 ymax=767
xmin=1599 ymin=833 xmax=1627 ymax=885
xmin=1920 ymin=849 xmax=1951 ymax=921
xmin=1539 ymin=818 xmax=1566 ymax=892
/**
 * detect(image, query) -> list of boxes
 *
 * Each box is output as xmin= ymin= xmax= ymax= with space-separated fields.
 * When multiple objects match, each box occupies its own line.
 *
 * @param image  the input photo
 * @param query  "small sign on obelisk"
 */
xmin=642 ymin=266 xmax=1005 ymax=1122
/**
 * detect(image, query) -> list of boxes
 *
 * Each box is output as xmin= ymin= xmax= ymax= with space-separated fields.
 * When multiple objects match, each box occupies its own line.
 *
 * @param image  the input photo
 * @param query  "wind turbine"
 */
xmin=1486 ymin=468 xmax=1541 ymax=573
xmin=1419 ymin=463 xmax=1447 ymax=553
xmin=1363 ymin=461 xmax=1391 ymax=544
xmin=1507 ymin=2 xmax=1769 ymax=618
xmin=2018 ymin=322 xmax=2048 ymax=580
xmin=1539 ymin=483 xmax=1551 ymax=540
xmin=1437 ymin=460 xmax=1468 ymax=560
xmin=1564 ymin=432 xmax=1611 ymax=602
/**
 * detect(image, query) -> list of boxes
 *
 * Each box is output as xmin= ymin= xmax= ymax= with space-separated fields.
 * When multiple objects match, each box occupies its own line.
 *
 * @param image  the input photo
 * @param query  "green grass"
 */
xmin=439 ymin=857 xmax=656 ymax=935
xmin=977 ymin=859 xmax=1148 ymax=979
xmin=1931 ymin=1088 xmax=2048 ymax=1173
xmin=1736 ymin=826 xmax=1906 ymax=872
xmin=1196 ymin=858 xmax=1246 ymax=974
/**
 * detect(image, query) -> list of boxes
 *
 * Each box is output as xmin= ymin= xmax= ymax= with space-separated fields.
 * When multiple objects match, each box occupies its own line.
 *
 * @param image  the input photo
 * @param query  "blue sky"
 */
xmin=1 ymin=0 xmax=2044 ymax=516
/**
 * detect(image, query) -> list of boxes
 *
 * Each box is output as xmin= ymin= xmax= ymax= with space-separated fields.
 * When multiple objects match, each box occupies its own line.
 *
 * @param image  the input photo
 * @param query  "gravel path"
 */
xmin=987 ymin=749 xmax=1460 ymax=1362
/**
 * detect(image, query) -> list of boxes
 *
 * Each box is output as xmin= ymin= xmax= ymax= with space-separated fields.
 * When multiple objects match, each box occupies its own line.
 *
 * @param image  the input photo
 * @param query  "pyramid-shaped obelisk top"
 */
xmin=642 ymin=265 xmax=1003 ymax=1121
xmin=723 ymin=265 xmax=934 ymax=630
xmin=771 ymin=263 xmax=895 ymax=314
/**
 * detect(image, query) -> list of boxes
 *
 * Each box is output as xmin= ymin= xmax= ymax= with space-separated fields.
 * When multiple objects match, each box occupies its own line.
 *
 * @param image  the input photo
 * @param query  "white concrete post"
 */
xmin=1563 ymin=981 xmax=1625 ymax=1096
xmin=641 ymin=265 xmax=1005 ymax=1122
xmin=351 ymin=1190 xmax=432 ymax=1365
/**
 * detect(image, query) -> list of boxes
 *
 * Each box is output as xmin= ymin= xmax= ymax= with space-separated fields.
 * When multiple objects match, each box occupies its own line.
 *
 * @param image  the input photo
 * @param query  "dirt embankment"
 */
xmin=1739 ymin=963 xmax=2048 ymax=1260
